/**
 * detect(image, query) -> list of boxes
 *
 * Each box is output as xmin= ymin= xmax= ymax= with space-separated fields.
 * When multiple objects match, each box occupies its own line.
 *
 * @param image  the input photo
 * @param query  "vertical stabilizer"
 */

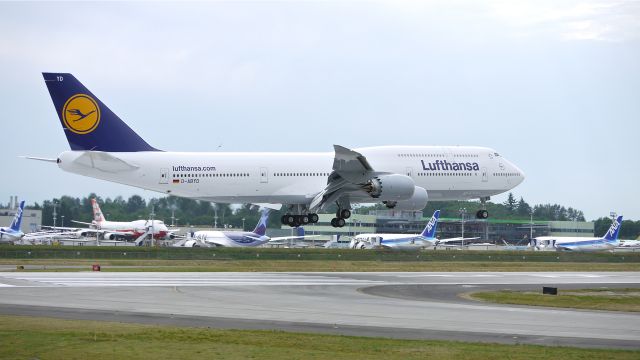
xmin=42 ymin=73 xmax=158 ymax=152
xmin=252 ymin=208 xmax=270 ymax=236
xmin=420 ymin=210 xmax=440 ymax=238
xmin=603 ymin=215 xmax=623 ymax=243
xmin=9 ymin=201 xmax=25 ymax=232
xmin=91 ymin=199 xmax=106 ymax=223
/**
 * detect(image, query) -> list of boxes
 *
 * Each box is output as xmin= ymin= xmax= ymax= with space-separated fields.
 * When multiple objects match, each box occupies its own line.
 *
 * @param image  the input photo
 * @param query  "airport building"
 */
xmin=0 ymin=197 xmax=42 ymax=234
xmin=279 ymin=209 xmax=594 ymax=244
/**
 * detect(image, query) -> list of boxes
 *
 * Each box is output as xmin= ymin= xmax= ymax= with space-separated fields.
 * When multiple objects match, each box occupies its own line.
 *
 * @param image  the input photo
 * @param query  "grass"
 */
xmin=3 ymin=259 xmax=640 ymax=272
xmin=468 ymin=288 xmax=640 ymax=312
xmin=0 ymin=315 xmax=638 ymax=359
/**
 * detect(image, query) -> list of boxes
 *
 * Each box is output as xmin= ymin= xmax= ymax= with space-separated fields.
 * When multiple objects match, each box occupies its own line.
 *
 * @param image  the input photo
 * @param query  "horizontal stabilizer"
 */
xmin=73 ymin=151 xmax=139 ymax=173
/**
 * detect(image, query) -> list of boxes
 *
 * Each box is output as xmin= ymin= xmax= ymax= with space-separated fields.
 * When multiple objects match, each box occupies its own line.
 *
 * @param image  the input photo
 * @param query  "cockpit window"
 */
xmin=494 ymin=153 xmax=500 ymax=157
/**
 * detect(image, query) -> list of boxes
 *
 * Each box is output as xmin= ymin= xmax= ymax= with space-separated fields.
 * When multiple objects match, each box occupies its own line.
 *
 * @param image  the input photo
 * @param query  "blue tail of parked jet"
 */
xmin=252 ymin=209 xmax=270 ymax=236
xmin=603 ymin=215 xmax=623 ymax=243
xmin=42 ymin=73 xmax=158 ymax=152
xmin=420 ymin=210 xmax=440 ymax=238
xmin=9 ymin=201 xmax=25 ymax=232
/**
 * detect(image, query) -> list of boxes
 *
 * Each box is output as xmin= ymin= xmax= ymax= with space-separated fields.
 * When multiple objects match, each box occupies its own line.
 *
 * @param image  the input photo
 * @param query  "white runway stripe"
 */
xmin=0 ymin=273 xmax=383 ymax=287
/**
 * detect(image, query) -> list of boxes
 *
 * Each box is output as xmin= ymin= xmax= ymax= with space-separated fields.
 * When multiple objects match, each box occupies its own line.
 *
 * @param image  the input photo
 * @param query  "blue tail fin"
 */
xmin=42 ymin=73 xmax=158 ymax=152
xmin=252 ymin=209 xmax=270 ymax=236
xmin=602 ymin=215 xmax=623 ymax=242
xmin=9 ymin=201 xmax=25 ymax=232
xmin=420 ymin=210 xmax=440 ymax=238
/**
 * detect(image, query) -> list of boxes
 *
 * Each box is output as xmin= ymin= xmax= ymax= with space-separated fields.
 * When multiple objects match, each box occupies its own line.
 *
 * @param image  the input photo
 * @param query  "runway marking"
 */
xmin=0 ymin=273 xmax=384 ymax=288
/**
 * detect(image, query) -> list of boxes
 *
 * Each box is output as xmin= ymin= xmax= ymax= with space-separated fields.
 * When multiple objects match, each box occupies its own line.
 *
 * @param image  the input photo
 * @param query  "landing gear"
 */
xmin=476 ymin=209 xmax=489 ymax=219
xmin=281 ymin=212 xmax=320 ymax=227
xmin=330 ymin=207 xmax=350 ymax=228
xmin=330 ymin=217 xmax=346 ymax=227
xmin=476 ymin=196 xmax=490 ymax=219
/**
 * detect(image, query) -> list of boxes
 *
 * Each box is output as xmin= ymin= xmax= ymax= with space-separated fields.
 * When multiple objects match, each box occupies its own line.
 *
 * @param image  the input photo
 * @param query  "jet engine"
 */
xmin=103 ymin=232 xmax=122 ymax=240
xmin=383 ymin=186 xmax=428 ymax=211
xmin=362 ymin=174 xmax=415 ymax=201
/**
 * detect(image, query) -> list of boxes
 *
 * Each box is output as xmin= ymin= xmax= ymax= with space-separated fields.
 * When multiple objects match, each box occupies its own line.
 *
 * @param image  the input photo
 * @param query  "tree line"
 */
xmin=10 ymin=192 xmax=638 ymax=239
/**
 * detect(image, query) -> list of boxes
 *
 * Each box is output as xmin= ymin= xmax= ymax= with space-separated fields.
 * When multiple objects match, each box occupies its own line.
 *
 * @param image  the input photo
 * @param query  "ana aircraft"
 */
xmin=531 ymin=215 xmax=623 ymax=252
xmin=350 ymin=210 xmax=480 ymax=250
xmin=0 ymin=201 xmax=25 ymax=243
xmin=176 ymin=209 xmax=317 ymax=247
xmin=32 ymin=73 xmax=525 ymax=227
xmin=350 ymin=210 xmax=441 ymax=250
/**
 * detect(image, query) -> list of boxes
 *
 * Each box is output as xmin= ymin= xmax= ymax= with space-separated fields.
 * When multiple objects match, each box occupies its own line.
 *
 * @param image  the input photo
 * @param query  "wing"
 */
xmin=309 ymin=145 xmax=386 ymax=211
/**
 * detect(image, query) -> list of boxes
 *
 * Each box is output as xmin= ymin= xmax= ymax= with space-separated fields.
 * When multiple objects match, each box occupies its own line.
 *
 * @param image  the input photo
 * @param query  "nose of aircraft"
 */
xmin=509 ymin=160 xmax=525 ymax=185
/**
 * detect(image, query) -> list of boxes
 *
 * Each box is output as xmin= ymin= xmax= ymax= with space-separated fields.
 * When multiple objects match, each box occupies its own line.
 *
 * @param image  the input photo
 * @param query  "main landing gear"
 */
xmin=281 ymin=213 xmax=320 ymax=227
xmin=330 ymin=208 xmax=351 ymax=228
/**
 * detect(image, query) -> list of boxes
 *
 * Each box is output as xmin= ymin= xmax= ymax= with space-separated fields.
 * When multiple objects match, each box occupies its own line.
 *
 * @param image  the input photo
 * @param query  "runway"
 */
xmin=0 ymin=271 xmax=638 ymax=349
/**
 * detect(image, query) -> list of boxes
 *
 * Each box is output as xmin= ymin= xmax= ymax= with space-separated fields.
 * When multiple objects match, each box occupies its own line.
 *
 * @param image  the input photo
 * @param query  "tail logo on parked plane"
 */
xmin=62 ymin=94 xmax=101 ymax=134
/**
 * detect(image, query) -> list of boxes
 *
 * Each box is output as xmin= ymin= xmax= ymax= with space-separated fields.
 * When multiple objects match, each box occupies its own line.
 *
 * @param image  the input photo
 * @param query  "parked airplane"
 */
xmin=0 ymin=201 xmax=25 ymax=242
xmin=531 ymin=215 xmax=623 ymax=252
xmin=51 ymin=199 xmax=176 ymax=240
xmin=350 ymin=210 xmax=482 ymax=250
xmin=176 ymin=209 xmax=317 ymax=247
xmin=350 ymin=210 xmax=441 ymax=250
xmin=33 ymin=73 xmax=525 ymax=227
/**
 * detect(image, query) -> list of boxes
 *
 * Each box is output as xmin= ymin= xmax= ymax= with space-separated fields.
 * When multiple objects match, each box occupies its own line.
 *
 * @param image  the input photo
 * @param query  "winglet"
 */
xmin=420 ymin=210 xmax=440 ymax=238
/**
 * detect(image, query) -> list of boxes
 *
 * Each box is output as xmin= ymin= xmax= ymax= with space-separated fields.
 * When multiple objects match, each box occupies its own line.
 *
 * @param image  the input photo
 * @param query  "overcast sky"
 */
xmin=1 ymin=1 xmax=638 ymax=221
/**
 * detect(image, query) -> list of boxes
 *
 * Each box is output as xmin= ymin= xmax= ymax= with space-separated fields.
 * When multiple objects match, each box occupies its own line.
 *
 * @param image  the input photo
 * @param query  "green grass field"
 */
xmin=0 ymin=315 xmax=638 ymax=360
xmin=3 ymin=259 xmax=640 ymax=272
xmin=469 ymin=288 xmax=640 ymax=312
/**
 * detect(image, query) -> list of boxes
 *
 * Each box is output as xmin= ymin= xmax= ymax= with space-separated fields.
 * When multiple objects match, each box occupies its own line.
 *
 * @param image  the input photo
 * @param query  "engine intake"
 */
xmin=362 ymin=174 xmax=415 ymax=201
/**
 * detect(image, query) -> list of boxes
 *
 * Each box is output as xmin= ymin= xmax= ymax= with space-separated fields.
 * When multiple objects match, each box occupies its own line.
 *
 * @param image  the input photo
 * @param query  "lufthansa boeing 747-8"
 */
xmin=31 ymin=73 xmax=525 ymax=227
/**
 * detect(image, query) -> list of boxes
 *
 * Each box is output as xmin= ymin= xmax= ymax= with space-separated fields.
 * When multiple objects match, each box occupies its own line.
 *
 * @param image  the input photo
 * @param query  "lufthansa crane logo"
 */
xmin=62 ymin=94 xmax=101 ymax=134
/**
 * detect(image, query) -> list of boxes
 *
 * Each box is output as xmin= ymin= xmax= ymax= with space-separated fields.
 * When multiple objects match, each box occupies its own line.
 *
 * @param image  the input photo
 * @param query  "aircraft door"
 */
xmin=481 ymin=167 xmax=488 ymax=182
xmin=405 ymin=167 xmax=413 ymax=178
xmin=159 ymin=168 xmax=169 ymax=184
xmin=260 ymin=167 xmax=268 ymax=183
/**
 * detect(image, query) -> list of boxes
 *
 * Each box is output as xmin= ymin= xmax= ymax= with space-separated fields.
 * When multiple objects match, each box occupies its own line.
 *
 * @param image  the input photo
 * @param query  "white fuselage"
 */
xmin=57 ymin=145 xmax=524 ymax=207
xmin=532 ymin=236 xmax=618 ymax=252
xmin=350 ymin=233 xmax=433 ymax=250
xmin=91 ymin=220 xmax=169 ymax=239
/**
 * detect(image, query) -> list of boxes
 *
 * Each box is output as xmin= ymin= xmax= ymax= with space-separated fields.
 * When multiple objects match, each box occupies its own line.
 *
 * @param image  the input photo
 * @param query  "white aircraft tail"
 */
xmin=91 ymin=198 xmax=106 ymax=223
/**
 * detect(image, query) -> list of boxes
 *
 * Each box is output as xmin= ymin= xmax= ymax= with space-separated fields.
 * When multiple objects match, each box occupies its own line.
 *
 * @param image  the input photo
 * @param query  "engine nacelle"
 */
xmin=103 ymin=232 xmax=119 ymax=240
xmin=363 ymin=174 xmax=415 ymax=201
xmin=384 ymin=186 xmax=428 ymax=211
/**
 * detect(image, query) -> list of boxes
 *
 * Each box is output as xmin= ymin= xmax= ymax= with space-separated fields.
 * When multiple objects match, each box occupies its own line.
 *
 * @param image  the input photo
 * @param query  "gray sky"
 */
xmin=1 ymin=1 xmax=638 ymax=220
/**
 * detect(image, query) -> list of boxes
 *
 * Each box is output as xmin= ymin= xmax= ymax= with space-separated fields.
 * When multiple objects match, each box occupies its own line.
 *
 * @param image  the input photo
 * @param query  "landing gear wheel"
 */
xmin=339 ymin=209 xmax=351 ymax=219
xmin=284 ymin=215 xmax=297 ymax=227
xmin=309 ymin=213 xmax=319 ymax=223
xmin=299 ymin=215 xmax=310 ymax=225
xmin=330 ymin=218 xmax=338 ymax=227
xmin=336 ymin=218 xmax=346 ymax=227
xmin=281 ymin=215 xmax=288 ymax=225
xmin=476 ymin=210 xmax=489 ymax=219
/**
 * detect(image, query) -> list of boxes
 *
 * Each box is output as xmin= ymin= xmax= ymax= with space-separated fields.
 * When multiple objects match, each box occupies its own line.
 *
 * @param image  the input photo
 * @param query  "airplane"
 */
xmin=0 ymin=201 xmax=25 ymax=243
xmin=49 ymin=198 xmax=176 ymax=240
xmin=350 ymin=210 xmax=441 ymax=250
xmin=350 ymin=210 xmax=482 ymax=250
xmin=531 ymin=215 xmax=623 ymax=252
xmin=31 ymin=73 xmax=525 ymax=228
xmin=618 ymin=239 xmax=640 ymax=248
xmin=175 ymin=209 xmax=318 ymax=247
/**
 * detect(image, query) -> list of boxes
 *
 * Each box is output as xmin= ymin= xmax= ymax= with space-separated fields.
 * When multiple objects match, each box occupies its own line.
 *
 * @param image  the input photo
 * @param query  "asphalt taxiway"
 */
xmin=0 ymin=271 xmax=638 ymax=349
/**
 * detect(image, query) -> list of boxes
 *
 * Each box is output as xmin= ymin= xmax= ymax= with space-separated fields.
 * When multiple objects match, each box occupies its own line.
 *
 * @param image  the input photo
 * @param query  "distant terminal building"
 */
xmin=279 ymin=209 xmax=594 ymax=245
xmin=0 ymin=196 xmax=42 ymax=234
